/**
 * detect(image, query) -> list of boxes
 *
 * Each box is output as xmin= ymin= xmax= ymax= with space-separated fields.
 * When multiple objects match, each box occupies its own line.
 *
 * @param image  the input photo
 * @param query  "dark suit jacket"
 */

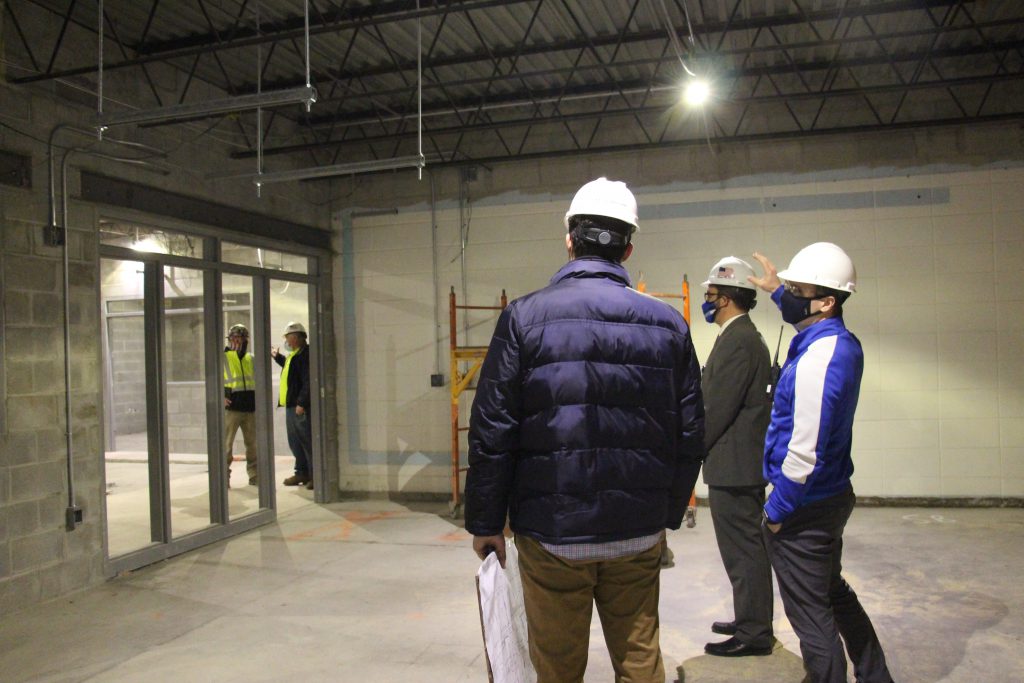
xmin=701 ymin=314 xmax=772 ymax=487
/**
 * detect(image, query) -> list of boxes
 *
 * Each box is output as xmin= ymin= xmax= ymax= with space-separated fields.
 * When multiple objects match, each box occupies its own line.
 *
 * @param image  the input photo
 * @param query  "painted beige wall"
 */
xmin=334 ymin=154 xmax=1024 ymax=501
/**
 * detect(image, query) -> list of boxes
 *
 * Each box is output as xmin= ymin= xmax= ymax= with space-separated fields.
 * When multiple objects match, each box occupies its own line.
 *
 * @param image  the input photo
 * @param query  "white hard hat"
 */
xmin=777 ymin=242 xmax=857 ymax=293
xmin=702 ymin=256 xmax=757 ymax=291
xmin=564 ymin=177 xmax=639 ymax=233
xmin=283 ymin=321 xmax=307 ymax=336
xmin=228 ymin=323 xmax=249 ymax=337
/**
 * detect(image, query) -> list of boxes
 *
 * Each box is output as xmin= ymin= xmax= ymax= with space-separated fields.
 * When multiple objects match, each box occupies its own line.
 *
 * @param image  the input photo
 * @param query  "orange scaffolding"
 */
xmin=449 ymin=286 xmax=507 ymax=517
xmin=637 ymin=274 xmax=699 ymax=528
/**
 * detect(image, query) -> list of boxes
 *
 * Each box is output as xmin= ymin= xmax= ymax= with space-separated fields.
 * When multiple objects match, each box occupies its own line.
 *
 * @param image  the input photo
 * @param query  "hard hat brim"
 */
xmin=777 ymin=268 xmax=856 ymax=293
xmin=701 ymin=277 xmax=757 ymax=290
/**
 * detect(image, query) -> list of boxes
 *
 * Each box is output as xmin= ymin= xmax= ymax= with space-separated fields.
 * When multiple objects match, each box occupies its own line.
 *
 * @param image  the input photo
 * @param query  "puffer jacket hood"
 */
xmin=465 ymin=257 xmax=705 ymax=544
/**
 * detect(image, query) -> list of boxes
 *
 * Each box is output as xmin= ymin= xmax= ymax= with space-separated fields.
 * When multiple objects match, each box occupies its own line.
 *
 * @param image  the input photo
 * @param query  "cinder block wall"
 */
xmin=0 ymin=82 xmax=330 ymax=615
xmin=331 ymin=122 xmax=1024 ymax=502
xmin=106 ymin=317 xmax=147 ymax=437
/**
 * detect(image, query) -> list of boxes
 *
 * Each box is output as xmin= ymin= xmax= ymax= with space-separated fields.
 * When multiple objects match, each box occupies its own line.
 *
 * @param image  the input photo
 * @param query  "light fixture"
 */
xmin=683 ymin=79 xmax=711 ymax=107
xmin=98 ymin=86 xmax=318 ymax=128
xmin=130 ymin=237 xmax=160 ymax=253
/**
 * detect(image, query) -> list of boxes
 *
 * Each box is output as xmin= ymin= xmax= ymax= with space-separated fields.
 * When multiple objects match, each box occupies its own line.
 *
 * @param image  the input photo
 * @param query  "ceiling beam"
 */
xmin=295 ymin=38 xmax=1024 ymax=129
xmin=243 ymin=0 xmax=986 ymax=95
xmin=256 ymin=112 xmax=1024 ymax=176
xmin=9 ymin=0 xmax=537 ymax=84
xmin=233 ymin=70 xmax=1024 ymax=159
xmin=10 ymin=0 xmax=982 ymax=89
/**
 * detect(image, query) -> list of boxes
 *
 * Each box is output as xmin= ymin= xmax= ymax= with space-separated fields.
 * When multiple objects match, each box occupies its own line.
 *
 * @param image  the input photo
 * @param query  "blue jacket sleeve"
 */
xmin=667 ymin=332 xmax=706 ymax=529
xmin=464 ymin=307 xmax=522 ymax=537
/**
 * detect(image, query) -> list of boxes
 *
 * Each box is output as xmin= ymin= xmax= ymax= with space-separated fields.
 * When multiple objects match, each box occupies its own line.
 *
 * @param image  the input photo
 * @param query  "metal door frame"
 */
xmin=97 ymin=214 xmax=329 ymax=577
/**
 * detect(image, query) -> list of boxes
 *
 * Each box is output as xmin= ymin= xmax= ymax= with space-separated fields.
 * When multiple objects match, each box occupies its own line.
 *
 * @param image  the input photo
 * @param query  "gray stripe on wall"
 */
xmin=639 ymin=187 xmax=950 ymax=221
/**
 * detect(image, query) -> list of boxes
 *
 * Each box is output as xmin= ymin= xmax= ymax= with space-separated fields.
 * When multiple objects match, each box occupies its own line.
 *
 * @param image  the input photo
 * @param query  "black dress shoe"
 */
xmin=704 ymin=637 xmax=773 ymax=657
xmin=711 ymin=620 xmax=737 ymax=635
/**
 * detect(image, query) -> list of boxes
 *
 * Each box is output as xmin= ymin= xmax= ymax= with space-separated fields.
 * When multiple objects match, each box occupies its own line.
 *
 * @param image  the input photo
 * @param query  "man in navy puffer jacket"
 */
xmin=465 ymin=177 xmax=705 ymax=683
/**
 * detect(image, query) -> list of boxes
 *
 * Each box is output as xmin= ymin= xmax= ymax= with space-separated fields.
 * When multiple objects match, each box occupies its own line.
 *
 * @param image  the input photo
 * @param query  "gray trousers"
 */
xmin=708 ymin=485 xmax=774 ymax=648
xmin=764 ymin=489 xmax=893 ymax=683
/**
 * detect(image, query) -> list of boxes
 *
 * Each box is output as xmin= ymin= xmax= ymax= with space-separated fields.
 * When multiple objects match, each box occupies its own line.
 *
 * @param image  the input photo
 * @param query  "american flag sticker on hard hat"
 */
xmin=718 ymin=266 xmax=734 ymax=278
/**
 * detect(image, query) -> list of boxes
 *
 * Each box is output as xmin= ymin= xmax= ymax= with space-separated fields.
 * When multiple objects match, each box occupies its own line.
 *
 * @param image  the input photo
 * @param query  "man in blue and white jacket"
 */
xmin=749 ymin=243 xmax=894 ymax=683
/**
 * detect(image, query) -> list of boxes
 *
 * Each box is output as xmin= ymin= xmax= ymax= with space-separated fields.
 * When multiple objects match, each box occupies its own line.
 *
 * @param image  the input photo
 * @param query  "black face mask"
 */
xmin=779 ymin=290 xmax=823 ymax=325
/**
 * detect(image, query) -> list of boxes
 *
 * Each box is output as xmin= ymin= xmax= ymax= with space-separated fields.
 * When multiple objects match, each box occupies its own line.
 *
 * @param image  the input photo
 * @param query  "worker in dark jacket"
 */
xmin=698 ymin=257 xmax=775 ymax=657
xmin=272 ymin=322 xmax=314 ymax=490
xmin=465 ymin=177 xmax=705 ymax=683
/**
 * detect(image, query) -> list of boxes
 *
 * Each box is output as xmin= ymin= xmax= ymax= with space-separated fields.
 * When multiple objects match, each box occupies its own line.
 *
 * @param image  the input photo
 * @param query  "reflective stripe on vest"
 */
xmin=223 ymin=351 xmax=255 ymax=392
xmin=279 ymin=348 xmax=299 ymax=406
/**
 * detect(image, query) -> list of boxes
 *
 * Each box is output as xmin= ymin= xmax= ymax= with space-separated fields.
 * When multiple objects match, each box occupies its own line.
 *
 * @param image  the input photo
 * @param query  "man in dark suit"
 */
xmin=699 ymin=256 xmax=775 ymax=657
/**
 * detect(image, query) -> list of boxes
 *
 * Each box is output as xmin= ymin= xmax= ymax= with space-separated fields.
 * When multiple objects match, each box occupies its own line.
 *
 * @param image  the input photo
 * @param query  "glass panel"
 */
xmin=222 ymin=241 xmax=308 ymax=274
xmin=222 ymin=274 xmax=266 ymax=518
xmin=270 ymin=280 xmax=313 ymax=494
xmin=99 ymin=220 xmax=202 ymax=258
xmin=163 ymin=265 xmax=212 ymax=537
xmin=106 ymin=299 xmax=144 ymax=314
xmin=101 ymin=259 xmax=153 ymax=556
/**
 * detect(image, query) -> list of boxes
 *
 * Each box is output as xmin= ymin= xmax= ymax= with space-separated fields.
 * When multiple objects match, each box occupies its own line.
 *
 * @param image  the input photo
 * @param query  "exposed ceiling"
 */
xmin=5 ymin=0 xmax=1024 ymax=177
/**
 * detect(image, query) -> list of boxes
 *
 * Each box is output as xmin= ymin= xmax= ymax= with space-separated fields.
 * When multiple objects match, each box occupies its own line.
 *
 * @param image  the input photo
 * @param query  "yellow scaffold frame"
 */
xmin=449 ymin=286 xmax=507 ymax=517
xmin=637 ymin=273 xmax=698 ymax=528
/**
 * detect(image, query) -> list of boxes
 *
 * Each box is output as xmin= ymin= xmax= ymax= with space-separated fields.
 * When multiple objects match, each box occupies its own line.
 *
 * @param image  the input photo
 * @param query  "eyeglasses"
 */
xmin=784 ymin=282 xmax=824 ymax=299
xmin=703 ymin=291 xmax=724 ymax=302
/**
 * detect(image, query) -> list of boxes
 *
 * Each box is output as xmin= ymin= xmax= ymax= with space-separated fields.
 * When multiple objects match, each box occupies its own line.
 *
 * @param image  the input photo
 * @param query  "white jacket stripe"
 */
xmin=781 ymin=335 xmax=838 ymax=484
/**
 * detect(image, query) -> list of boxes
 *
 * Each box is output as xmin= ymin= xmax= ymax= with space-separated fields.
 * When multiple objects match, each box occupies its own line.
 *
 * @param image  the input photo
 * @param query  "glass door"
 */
xmin=101 ymin=259 xmax=152 ymax=557
xmin=162 ymin=265 xmax=214 ymax=538
xmin=99 ymin=225 xmax=323 ymax=572
xmin=269 ymin=279 xmax=316 ymax=501
xmin=222 ymin=273 xmax=270 ymax=519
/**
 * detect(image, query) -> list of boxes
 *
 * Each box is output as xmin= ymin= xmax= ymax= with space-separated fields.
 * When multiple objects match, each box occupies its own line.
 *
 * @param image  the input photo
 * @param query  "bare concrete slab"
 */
xmin=0 ymin=503 xmax=1021 ymax=682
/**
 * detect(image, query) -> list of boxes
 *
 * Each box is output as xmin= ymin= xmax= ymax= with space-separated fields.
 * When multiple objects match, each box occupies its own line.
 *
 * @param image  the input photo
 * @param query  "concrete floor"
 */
xmin=104 ymin=455 xmax=313 ymax=556
xmin=1 ymin=503 xmax=1022 ymax=682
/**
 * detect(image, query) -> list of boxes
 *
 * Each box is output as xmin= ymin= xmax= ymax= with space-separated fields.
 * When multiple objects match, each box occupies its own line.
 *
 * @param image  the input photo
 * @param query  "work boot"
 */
xmin=283 ymin=474 xmax=309 ymax=486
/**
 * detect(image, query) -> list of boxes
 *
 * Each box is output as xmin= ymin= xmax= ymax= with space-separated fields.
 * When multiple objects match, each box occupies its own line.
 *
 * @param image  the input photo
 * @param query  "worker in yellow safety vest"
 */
xmin=272 ymin=321 xmax=314 ymax=490
xmin=224 ymin=323 xmax=258 ymax=486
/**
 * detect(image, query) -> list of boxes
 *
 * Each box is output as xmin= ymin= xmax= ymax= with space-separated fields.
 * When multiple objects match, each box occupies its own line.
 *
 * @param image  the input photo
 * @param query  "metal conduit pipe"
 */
xmin=430 ymin=170 xmax=442 ymax=377
xmin=458 ymin=175 xmax=469 ymax=345
xmin=48 ymin=124 xmax=165 ymax=231
xmin=53 ymin=137 xmax=167 ymax=531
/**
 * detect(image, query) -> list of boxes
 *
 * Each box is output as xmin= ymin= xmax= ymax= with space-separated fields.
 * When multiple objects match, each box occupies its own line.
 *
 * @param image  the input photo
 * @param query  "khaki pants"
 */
xmin=515 ymin=534 xmax=664 ymax=683
xmin=224 ymin=410 xmax=258 ymax=479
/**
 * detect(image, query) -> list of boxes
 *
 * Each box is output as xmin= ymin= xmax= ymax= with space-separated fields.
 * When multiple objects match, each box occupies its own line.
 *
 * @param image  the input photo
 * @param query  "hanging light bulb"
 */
xmin=683 ymin=79 xmax=711 ymax=107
